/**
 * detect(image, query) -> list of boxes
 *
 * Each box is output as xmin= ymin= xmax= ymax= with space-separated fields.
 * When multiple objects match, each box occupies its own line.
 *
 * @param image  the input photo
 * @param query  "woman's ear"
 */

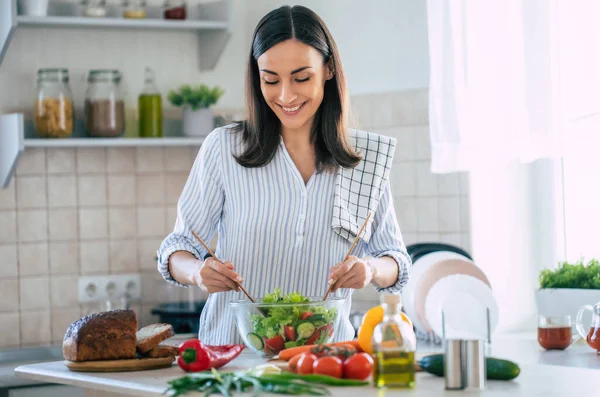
xmin=325 ymin=60 xmax=335 ymax=80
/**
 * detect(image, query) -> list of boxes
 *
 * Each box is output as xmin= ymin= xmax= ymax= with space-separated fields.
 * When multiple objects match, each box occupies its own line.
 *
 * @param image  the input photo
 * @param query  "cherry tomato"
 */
xmin=284 ymin=326 xmax=296 ymax=341
xmin=300 ymin=312 xmax=314 ymax=320
xmin=264 ymin=335 xmax=285 ymax=352
xmin=306 ymin=329 xmax=321 ymax=345
xmin=288 ymin=354 xmax=302 ymax=373
xmin=343 ymin=352 xmax=374 ymax=380
xmin=297 ymin=352 xmax=318 ymax=374
xmin=313 ymin=356 xmax=343 ymax=378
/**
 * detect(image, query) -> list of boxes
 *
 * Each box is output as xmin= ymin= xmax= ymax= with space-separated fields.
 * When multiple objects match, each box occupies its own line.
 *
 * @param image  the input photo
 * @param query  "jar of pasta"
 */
xmin=34 ymin=68 xmax=74 ymax=138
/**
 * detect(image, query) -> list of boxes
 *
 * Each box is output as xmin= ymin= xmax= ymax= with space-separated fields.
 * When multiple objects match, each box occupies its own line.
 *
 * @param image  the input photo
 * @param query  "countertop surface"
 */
xmin=13 ymin=333 xmax=600 ymax=396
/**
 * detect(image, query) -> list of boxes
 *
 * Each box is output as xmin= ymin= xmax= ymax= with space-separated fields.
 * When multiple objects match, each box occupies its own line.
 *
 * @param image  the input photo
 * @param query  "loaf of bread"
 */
xmin=136 ymin=323 xmax=174 ymax=353
xmin=143 ymin=344 xmax=179 ymax=358
xmin=63 ymin=310 xmax=138 ymax=362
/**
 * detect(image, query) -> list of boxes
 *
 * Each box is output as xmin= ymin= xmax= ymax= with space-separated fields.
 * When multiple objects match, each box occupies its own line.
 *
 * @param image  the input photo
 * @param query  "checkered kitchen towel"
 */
xmin=332 ymin=129 xmax=397 ymax=243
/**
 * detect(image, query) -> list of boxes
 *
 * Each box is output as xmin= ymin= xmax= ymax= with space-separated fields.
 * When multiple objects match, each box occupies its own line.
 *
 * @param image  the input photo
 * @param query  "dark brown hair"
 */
xmin=233 ymin=5 xmax=361 ymax=171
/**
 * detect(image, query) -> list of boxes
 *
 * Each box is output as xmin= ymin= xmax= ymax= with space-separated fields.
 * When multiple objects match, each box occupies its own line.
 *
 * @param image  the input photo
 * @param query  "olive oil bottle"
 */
xmin=138 ymin=67 xmax=162 ymax=137
xmin=372 ymin=294 xmax=416 ymax=388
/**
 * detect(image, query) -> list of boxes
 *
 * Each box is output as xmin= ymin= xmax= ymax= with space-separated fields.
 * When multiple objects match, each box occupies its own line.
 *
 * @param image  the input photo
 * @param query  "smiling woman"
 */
xmin=157 ymin=5 xmax=412 ymax=346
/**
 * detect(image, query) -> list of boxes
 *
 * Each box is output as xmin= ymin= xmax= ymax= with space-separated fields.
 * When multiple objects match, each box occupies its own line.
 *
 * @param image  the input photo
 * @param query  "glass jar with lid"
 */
xmin=81 ymin=0 xmax=107 ymax=17
xmin=34 ymin=68 xmax=74 ymax=138
xmin=123 ymin=0 xmax=147 ymax=19
xmin=164 ymin=0 xmax=187 ymax=20
xmin=84 ymin=69 xmax=126 ymax=137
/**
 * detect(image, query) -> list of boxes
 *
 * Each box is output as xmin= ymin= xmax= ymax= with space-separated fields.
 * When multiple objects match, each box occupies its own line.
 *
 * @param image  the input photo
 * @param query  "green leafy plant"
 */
xmin=538 ymin=258 xmax=600 ymax=289
xmin=168 ymin=84 xmax=224 ymax=111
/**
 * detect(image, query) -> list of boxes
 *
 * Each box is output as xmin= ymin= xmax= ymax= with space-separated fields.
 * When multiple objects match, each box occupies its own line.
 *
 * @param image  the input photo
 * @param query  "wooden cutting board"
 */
xmin=65 ymin=356 xmax=175 ymax=372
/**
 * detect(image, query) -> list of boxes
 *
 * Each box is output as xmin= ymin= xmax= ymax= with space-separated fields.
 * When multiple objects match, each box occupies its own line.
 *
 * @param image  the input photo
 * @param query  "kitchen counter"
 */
xmin=13 ymin=334 xmax=600 ymax=397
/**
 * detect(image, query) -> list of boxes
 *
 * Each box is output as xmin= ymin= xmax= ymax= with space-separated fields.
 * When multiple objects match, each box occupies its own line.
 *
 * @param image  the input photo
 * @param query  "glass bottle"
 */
xmin=123 ymin=0 xmax=147 ymax=19
xmin=164 ymin=0 xmax=187 ymax=20
xmin=371 ymin=294 xmax=416 ymax=388
xmin=138 ymin=67 xmax=163 ymax=138
xmin=34 ymin=68 xmax=74 ymax=138
xmin=84 ymin=69 xmax=125 ymax=137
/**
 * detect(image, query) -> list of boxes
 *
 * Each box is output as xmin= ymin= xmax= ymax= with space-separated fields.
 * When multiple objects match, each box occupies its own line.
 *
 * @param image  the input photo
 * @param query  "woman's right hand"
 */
xmin=194 ymin=258 xmax=243 ymax=293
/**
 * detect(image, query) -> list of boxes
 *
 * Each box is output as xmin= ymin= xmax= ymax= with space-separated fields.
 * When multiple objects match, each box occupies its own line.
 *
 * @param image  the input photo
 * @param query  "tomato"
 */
xmin=319 ymin=324 xmax=334 ymax=338
xmin=288 ymin=354 xmax=302 ymax=373
xmin=300 ymin=312 xmax=314 ymax=320
xmin=264 ymin=335 xmax=284 ymax=352
xmin=284 ymin=326 xmax=296 ymax=341
xmin=313 ymin=356 xmax=343 ymax=378
xmin=297 ymin=352 xmax=318 ymax=374
xmin=343 ymin=352 xmax=374 ymax=380
xmin=306 ymin=329 xmax=321 ymax=345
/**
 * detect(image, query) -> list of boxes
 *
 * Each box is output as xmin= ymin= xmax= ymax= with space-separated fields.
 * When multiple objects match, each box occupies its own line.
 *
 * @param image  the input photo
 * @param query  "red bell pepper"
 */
xmin=177 ymin=339 xmax=245 ymax=372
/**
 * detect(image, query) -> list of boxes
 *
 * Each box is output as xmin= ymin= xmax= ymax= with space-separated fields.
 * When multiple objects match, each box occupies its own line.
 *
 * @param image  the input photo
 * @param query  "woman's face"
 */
xmin=257 ymin=39 xmax=333 ymax=133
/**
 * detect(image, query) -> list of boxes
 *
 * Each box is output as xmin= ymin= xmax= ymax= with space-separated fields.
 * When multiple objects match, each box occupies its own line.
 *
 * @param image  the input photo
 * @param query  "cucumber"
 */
xmin=246 ymin=333 xmax=264 ymax=350
xmin=418 ymin=354 xmax=520 ymax=380
xmin=284 ymin=341 xmax=298 ymax=349
xmin=295 ymin=321 xmax=316 ymax=339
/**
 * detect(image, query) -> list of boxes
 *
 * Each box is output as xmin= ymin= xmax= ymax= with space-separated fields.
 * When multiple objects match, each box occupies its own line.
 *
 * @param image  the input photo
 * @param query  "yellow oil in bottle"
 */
xmin=371 ymin=294 xmax=417 ymax=389
xmin=373 ymin=350 xmax=415 ymax=388
xmin=138 ymin=67 xmax=162 ymax=138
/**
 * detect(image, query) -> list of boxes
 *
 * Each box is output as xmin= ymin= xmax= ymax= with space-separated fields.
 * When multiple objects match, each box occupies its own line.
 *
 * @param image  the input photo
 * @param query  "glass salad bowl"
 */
xmin=230 ymin=289 xmax=346 ymax=358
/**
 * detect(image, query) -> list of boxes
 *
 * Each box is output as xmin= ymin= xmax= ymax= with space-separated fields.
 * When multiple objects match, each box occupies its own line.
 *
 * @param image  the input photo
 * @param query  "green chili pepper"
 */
xmin=261 ymin=372 xmax=369 ymax=386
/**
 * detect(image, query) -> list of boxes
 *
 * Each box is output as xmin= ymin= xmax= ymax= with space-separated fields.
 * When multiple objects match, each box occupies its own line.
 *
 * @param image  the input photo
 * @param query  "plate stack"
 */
xmin=402 ymin=244 xmax=498 ymax=343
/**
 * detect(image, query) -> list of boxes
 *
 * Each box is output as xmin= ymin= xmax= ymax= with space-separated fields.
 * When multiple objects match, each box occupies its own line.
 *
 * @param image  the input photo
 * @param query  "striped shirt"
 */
xmin=157 ymin=125 xmax=411 ymax=345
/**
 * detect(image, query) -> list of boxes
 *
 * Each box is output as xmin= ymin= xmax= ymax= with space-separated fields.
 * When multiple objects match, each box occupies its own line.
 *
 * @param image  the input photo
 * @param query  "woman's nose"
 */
xmin=278 ymin=82 xmax=298 ymax=104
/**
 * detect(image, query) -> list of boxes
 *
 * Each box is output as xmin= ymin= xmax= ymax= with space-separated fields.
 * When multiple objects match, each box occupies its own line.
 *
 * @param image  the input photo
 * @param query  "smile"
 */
xmin=278 ymin=102 xmax=306 ymax=115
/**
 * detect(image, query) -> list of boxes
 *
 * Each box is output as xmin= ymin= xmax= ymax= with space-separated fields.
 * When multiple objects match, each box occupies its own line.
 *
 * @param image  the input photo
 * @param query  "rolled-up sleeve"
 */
xmin=157 ymin=129 xmax=224 ymax=287
xmin=364 ymin=180 xmax=412 ymax=294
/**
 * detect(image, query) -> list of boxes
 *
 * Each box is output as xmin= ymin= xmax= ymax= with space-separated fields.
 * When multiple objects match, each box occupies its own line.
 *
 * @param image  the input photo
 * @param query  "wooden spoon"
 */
xmin=323 ymin=211 xmax=373 ymax=301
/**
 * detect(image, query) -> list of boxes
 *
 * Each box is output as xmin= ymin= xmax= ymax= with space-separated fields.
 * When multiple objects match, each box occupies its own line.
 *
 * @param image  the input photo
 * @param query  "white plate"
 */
xmin=425 ymin=274 xmax=498 ymax=340
xmin=401 ymin=251 xmax=471 ymax=333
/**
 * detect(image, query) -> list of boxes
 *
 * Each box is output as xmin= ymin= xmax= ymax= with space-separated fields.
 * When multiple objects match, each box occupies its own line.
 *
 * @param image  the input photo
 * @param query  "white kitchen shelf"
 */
xmin=24 ymin=137 xmax=206 ymax=148
xmin=16 ymin=15 xmax=228 ymax=31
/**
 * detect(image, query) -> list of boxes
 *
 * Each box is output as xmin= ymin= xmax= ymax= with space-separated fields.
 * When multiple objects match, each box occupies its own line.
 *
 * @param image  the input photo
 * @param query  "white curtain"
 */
xmin=427 ymin=0 xmax=600 ymax=173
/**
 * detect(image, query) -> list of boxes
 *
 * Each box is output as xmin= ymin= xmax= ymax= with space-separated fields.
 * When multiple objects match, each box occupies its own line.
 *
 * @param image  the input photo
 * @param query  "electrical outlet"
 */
xmin=78 ymin=274 xmax=142 ymax=304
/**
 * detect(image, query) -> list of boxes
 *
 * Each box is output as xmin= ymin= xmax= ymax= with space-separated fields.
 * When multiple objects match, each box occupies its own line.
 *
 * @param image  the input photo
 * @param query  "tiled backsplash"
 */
xmin=0 ymin=89 xmax=470 ymax=348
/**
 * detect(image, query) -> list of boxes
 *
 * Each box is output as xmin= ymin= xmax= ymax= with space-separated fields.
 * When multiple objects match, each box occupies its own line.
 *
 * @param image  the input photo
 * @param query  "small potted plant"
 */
xmin=535 ymin=258 xmax=600 ymax=320
xmin=168 ymin=84 xmax=224 ymax=137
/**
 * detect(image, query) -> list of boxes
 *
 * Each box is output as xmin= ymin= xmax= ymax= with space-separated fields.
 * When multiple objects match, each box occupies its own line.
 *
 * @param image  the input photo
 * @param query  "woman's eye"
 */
xmin=264 ymin=80 xmax=279 ymax=85
xmin=296 ymin=77 xmax=310 ymax=83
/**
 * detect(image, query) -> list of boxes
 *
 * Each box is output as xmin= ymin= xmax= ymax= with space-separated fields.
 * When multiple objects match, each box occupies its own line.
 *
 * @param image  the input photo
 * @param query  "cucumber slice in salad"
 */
xmin=296 ymin=321 xmax=316 ymax=339
xmin=246 ymin=332 xmax=264 ymax=350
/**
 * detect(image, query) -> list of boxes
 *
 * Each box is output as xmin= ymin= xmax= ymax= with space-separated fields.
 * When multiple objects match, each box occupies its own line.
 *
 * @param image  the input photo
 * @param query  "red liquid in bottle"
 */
xmin=587 ymin=327 xmax=600 ymax=351
xmin=538 ymin=326 xmax=572 ymax=350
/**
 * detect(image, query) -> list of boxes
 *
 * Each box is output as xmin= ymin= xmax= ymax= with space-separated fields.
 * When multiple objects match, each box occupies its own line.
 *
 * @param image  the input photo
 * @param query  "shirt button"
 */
xmin=299 ymin=215 xmax=305 ymax=221
xmin=302 ymin=192 xmax=307 ymax=198
xmin=297 ymin=236 xmax=304 ymax=243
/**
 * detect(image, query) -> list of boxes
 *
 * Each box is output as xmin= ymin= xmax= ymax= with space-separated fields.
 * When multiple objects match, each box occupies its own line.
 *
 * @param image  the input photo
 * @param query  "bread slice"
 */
xmin=136 ymin=323 xmax=174 ymax=353
xmin=143 ymin=344 xmax=179 ymax=358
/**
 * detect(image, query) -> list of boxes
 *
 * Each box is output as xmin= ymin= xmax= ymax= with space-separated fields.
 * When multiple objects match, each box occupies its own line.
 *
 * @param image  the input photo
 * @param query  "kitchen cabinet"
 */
xmin=0 ymin=0 xmax=229 ymax=188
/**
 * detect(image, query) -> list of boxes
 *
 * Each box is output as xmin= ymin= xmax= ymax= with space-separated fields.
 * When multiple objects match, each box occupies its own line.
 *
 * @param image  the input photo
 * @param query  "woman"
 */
xmin=157 ymin=5 xmax=411 ymax=345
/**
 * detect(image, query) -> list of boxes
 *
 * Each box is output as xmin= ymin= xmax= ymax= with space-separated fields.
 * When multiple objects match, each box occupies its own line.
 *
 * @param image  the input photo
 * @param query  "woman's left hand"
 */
xmin=328 ymin=256 xmax=375 ymax=292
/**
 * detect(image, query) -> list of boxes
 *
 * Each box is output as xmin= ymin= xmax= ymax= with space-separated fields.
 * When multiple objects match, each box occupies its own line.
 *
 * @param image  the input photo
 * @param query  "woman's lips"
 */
xmin=278 ymin=102 xmax=306 ymax=116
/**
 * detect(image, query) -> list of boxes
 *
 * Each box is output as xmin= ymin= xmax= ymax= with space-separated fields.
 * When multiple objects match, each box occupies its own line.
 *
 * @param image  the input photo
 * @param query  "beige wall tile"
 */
xmin=137 ymin=206 xmax=166 ymax=238
xmin=20 ymin=310 xmax=51 ymax=345
xmin=165 ymin=147 xmax=194 ymax=172
xmin=50 ymin=276 xmax=79 ymax=308
xmin=0 ymin=312 xmax=20 ymax=347
xmin=0 ymin=278 xmax=19 ymax=312
xmin=437 ymin=173 xmax=461 ymax=196
xmin=165 ymin=173 xmax=188 ymax=204
xmin=16 ymin=149 xmax=46 ymax=176
xmin=20 ymin=276 xmax=50 ymax=310
xmin=416 ymin=197 xmax=439 ymax=233
xmin=110 ymin=240 xmax=138 ymax=274
xmin=80 ymin=241 xmax=109 ymax=274
xmin=108 ymin=207 xmax=136 ymax=239
xmin=415 ymin=161 xmax=438 ymax=196
xmin=413 ymin=89 xmax=429 ymax=124
xmin=77 ymin=148 xmax=107 ymax=174
xmin=17 ymin=210 xmax=48 ymax=242
xmin=139 ymin=304 xmax=160 ymax=328
xmin=138 ymin=239 xmax=161 ymax=270
xmin=51 ymin=307 xmax=81 ymax=343
xmin=414 ymin=125 xmax=431 ymax=160
xmin=394 ymin=197 xmax=418 ymax=233
xmin=369 ymin=93 xmax=394 ymax=129
xmin=47 ymin=148 xmax=76 ymax=174
xmin=49 ymin=209 xmax=78 ymax=241
xmin=402 ymin=232 xmax=418 ymax=245
xmin=78 ymin=175 xmax=108 ymax=207
xmin=418 ymin=232 xmax=441 ymax=242
xmin=108 ymin=174 xmax=136 ymax=206
xmin=136 ymin=148 xmax=164 ymax=173
xmin=440 ymin=233 xmax=463 ymax=248
xmin=391 ymin=163 xmax=416 ymax=197
xmin=165 ymin=205 xmax=177 ymax=234
xmin=79 ymin=208 xmax=108 ymax=239
xmin=137 ymin=174 xmax=165 ymax=205
xmin=350 ymin=95 xmax=373 ymax=129
xmin=0 ymin=244 xmax=18 ymax=277
xmin=18 ymin=242 xmax=49 ymax=276
xmin=49 ymin=242 xmax=79 ymax=275
xmin=0 ymin=212 xmax=17 ymax=243
xmin=391 ymin=92 xmax=417 ymax=126
xmin=0 ymin=179 xmax=16 ymax=210
xmin=460 ymin=195 xmax=471 ymax=232
xmin=47 ymin=175 xmax=77 ymax=208
xmin=107 ymin=148 xmax=135 ymax=174
xmin=392 ymin=126 xmax=417 ymax=163
xmin=438 ymin=197 xmax=461 ymax=233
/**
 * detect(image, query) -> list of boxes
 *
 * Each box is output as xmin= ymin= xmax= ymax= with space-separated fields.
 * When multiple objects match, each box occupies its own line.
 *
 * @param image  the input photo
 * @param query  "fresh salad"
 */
xmin=247 ymin=288 xmax=337 ymax=354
